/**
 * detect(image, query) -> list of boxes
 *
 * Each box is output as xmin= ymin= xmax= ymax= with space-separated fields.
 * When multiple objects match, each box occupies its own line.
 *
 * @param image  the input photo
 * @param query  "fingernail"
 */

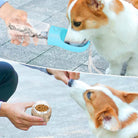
xmin=43 ymin=122 xmax=47 ymax=125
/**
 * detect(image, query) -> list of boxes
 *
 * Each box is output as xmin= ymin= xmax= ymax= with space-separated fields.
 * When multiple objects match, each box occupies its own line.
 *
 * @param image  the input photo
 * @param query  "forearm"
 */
xmin=0 ymin=2 xmax=15 ymax=21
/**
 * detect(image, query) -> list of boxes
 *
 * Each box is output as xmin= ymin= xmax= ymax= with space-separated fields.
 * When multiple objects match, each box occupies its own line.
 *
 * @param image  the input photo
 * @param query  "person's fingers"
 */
xmin=7 ymin=10 xmax=38 ymax=46
xmin=75 ymin=72 xmax=80 ymax=79
xmin=9 ymin=118 xmax=30 ymax=131
xmin=21 ymin=112 xmax=44 ymax=122
xmin=60 ymin=73 xmax=69 ymax=85
xmin=15 ymin=124 xmax=30 ymax=131
xmin=21 ymin=119 xmax=46 ymax=127
xmin=33 ymin=36 xmax=38 ymax=46
xmin=20 ymin=127 xmax=30 ymax=131
xmin=22 ymin=22 xmax=37 ymax=46
xmin=17 ymin=35 xmax=23 ymax=42
xmin=9 ymin=29 xmax=22 ymax=45
xmin=11 ymin=39 xmax=14 ymax=44
xmin=12 ymin=40 xmax=21 ymax=45
xmin=16 ymin=116 xmax=46 ymax=127
xmin=55 ymin=73 xmax=68 ymax=85
xmin=69 ymin=72 xmax=80 ymax=80
xmin=21 ymin=114 xmax=46 ymax=127
xmin=19 ymin=22 xmax=38 ymax=46
xmin=17 ymin=23 xmax=31 ymax=46
xmin=22 ymin=35 xmax=30 ymax=46
xmin=25 ymin=22 xmax=38 ymax=46
xmin=18 ymin=124 xmax=43 ymax=131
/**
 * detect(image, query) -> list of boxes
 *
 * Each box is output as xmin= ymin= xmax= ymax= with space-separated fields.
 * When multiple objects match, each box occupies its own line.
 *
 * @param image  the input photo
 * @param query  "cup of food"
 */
xmin=31 ymin=101 xmax=52 ymax=123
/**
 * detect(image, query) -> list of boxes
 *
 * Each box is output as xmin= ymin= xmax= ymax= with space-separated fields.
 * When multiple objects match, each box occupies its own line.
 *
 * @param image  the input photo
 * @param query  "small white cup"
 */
xmin=31 ymin=101 xmax=52 ymax=123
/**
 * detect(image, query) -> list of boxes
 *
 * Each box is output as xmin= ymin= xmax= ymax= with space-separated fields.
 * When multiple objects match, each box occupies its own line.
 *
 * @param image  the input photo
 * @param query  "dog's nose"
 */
xmin=87 ymin=92 xmax=92 ymax=100
xmin=64 ymin=40 xmax=70 ymax=45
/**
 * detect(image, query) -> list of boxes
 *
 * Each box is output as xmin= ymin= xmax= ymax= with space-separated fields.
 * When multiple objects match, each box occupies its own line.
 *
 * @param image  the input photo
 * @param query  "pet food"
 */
xmin=31 ymin=101 xmax=52 ymax=123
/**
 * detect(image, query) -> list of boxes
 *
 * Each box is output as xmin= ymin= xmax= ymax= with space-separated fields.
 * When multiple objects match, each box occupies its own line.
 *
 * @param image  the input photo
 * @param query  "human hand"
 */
xmin=0 ymin=3 xmax=37 ymax=46
xmin=47 ymin=69 xmax=80 ymax=84
xmin=0 ymin=102 xmax=46 ymax=131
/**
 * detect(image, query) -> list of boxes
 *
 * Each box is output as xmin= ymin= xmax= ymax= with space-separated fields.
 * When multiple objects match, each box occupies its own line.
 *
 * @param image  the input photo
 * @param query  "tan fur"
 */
xmin=83 ymin=85 xmax=138 ymax=129
xmin=109 ymin=0 xmax=124 ymax=14
xmin=121 ymin=113 xmax=138 ymax=128
xmin=67 ymin=0 xmax=75 ymax=19
xmin=68 ymin=0 xmax=108 ymax=30
xmin=68 ymin=0 xmax=75 ymax=7
xmin=83 ymin=89 xmax=119 ymax=128
xmin=105 ymin=86 xmax=138 ymax=103
xmin=124 ymin=0 xmax=138 ymax=9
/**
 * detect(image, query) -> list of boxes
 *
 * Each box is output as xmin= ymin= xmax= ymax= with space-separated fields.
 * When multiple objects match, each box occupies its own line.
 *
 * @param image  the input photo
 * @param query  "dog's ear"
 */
xmin=86 ymin=0 xmax=103 ymax=9
xmin=95 ymin=105 xmax=121 ymax=131
xmin=105 ymin=86 xmax=138 ymax=104
xmin=122 ymin=92 xmax=138 ymax=104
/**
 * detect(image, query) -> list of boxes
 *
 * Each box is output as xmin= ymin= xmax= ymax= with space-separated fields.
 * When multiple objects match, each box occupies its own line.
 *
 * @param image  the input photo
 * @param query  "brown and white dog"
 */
xmin=65 ymin=0 xmax=138 ymax=76
xmin=69 ymin=80 xmax=138 ymax=138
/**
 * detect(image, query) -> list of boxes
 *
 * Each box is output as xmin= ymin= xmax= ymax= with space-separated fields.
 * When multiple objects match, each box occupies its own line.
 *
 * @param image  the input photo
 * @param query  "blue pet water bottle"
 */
xmin=8 ymin=24 xmax=90 ymax=52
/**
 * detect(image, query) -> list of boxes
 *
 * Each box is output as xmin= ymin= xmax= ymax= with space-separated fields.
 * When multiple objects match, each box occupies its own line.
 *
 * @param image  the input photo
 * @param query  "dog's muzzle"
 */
xmin=64 ymin=39 xmax=88 ymax=47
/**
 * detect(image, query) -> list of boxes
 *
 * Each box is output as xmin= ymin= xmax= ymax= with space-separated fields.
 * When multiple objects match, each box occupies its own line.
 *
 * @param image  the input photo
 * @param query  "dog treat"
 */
xmin=31 ymin=101 xmax=52 ymax=123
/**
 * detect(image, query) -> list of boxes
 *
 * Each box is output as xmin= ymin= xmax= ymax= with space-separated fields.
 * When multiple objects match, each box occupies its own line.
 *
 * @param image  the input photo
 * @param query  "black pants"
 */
xmin=0 ymin=62 xmax=18 ymax=102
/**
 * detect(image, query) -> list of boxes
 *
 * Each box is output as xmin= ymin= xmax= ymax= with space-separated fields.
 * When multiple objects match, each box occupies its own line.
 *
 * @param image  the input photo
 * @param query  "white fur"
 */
xmin=70 ymin=80 xmax=91 ymax=110
xmin=102 ymin=116 xmax=120 ymax=131
xmin=70 ymin=80 xmax=138 ymax=138
xmin=68 ymin=0 xmax=78 ymax=21
xmin=65 ymin=0 xmax=138 ymax=76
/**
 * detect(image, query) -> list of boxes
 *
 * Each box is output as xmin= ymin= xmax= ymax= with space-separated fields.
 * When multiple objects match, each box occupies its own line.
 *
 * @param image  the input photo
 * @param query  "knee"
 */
xmin=0 ymin=62 xmax=18 ymax=101
xmin=0 ymin=62 xmax=18 ymax=81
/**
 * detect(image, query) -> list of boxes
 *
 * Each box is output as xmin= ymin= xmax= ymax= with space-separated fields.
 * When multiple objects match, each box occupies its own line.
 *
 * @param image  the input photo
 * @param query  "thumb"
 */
xmin=69 ymin=72 xmax=80 ymax=80
xmin=23 ymin=102 xmax=35 ymax=110
xmin=60 ymin=75 xmax=69 ymax=85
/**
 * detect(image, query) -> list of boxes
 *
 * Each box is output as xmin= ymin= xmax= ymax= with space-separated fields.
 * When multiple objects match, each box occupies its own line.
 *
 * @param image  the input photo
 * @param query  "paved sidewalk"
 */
xmin=0 ymin=0 xmax=108 ymax=73
xmin=0 ymin=59 xmax=138 ymax=138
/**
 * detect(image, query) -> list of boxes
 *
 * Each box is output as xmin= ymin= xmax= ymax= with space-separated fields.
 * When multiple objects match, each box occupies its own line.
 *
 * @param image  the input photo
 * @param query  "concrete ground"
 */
xmin=0 ymin=0 xmax=108 ymax=73
xmin=0 ymin=59 xmax=138 ymax=138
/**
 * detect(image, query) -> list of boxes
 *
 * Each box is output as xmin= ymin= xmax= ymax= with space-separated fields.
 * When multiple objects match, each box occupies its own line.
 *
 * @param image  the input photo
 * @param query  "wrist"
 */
xmin=0 ymin=102 xmax=8 ymax=117
xmin=46 ymin=68 xmax=54 ymax=75
xmin=0 ymin=2 xmax=16 ymax=21
xmin=0 ymin=0 xmax=8 ymax=8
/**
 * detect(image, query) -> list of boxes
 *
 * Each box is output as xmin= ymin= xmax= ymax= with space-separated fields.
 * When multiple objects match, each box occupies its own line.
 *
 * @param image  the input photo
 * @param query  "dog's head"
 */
xmin=70 ymin=80 xmax=138 ymax=132
xmin=65 ymin=0 xmax=124 ymax=45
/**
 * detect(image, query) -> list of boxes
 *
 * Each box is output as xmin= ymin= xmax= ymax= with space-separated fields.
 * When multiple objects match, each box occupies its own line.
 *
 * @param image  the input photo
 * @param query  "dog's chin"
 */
xmin=65 ymin=39 xmax=88 ymax=47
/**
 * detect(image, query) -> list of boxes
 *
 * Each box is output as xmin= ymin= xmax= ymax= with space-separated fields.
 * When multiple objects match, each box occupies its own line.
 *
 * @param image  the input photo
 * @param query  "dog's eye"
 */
xmin=87 ymin=92 xmax=92 ymax=100
xmin=73 ymin=21 xmax=81 ymax=27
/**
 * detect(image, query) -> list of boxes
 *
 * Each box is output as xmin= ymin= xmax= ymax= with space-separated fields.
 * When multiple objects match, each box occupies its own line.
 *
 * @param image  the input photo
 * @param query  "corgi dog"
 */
xmin=65 ymin=0 xmax=138 ymax=76
xmin=68 ymin=79 xmax=138 ymax=138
